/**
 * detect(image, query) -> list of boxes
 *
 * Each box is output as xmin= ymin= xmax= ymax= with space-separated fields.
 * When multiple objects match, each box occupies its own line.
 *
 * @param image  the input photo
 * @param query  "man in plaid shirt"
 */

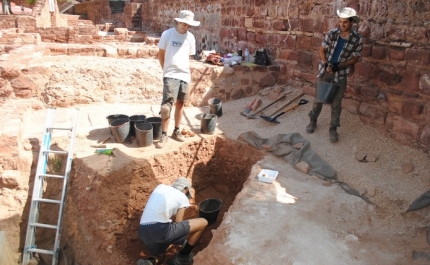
xmin=306 ymin=7 xmax=363 ymax=142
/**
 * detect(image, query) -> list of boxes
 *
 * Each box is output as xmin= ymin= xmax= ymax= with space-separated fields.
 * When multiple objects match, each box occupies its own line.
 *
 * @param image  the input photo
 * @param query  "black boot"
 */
xmin=306 ymin=118 xmax=317 ymax=133
xmin=329 ymin=127 xmax=339 ymax=142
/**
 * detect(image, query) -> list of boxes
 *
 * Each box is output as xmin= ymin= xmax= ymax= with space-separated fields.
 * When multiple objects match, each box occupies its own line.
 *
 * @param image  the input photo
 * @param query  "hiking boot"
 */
xmin=160 ymin=103 xmax=172 ymax=119
xmin=166 ymin=253 xmax=194 ymax=265
xmin=306 ymin=118 xmax=317 ymax=133
xmin=137 ymin=258 xmax=155 ymax=265
xmin=329 ymin=127 xmax=339 ymax=142
xmin=156 ymin=134 xmax=168 ymax=148
xmin=171 ymin=129 xmax=185 ymax=142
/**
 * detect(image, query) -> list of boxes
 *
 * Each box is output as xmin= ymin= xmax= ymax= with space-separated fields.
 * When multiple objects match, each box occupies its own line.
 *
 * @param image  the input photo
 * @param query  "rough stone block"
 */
xmin=419 ymin=125 xmax=430 ymax=146
xmin=342 ymin=99 xmax=360 ymax=114
xmin=419 ymin=73 xmax=430 ymax=96
xmin=387 ymin=94 xmax=403 ymax=114
xmin=295 ymin=161 xmax=310 ymax=174
xmin=405 ymin=49 xmax=430 ymax=65
xmin=361 ymin=85 xmax=379 ymax=100
xmin=389 ymin=48 xmax=405 ymax=60
xmin=386 ymin=114 xmax=420 ymax=143
xmin=361 ymin=44 xmax=372 ymax=57
xmin=0 ymin=170 xmax=20 ymax=189
xmin=359 ymin=102 xmax=387 ymax=125
xmin=402 ymin=101 xmax=423 ymax=118
xmin=296 ymin=35 xmax=312 ymax=50
xmin=372 ymin=45 xmax=385 ymax=60
xmin=399 ymin=70 xmax=420 ymax=92
xmin=379 ymin=70 xmax=402 ymax=86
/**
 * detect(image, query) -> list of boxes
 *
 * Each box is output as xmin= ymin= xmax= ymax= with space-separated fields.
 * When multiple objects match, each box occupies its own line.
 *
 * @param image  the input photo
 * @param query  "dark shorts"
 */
xmin=138 ymin=221 xmax=190 ymax=255
xmin=162 ymin=77 xmax=189 ymax=106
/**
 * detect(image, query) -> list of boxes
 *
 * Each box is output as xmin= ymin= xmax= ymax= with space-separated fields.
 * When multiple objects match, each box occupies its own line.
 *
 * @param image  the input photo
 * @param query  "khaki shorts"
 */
xmin=162 ymin=77 xmax=189 ymax=106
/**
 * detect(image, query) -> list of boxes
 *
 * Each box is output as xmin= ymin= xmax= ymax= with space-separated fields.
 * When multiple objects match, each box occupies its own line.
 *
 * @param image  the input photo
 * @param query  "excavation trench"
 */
xmin=35 ymin=136 xmax=264 ymax=265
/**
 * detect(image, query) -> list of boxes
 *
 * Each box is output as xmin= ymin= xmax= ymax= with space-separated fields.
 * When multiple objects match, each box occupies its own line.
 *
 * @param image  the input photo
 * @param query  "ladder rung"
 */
xmin=35 ymin=198 xmax=62 ymax=204
xmin=30 ymin=223 xmax=58 ymax=229
xmin=47 ymin=127 xmax=73 ymax=131
xmin=27 ymin=248 xmax=55 ymax=255
xmin=39 ymin=173 xmax=65 ymax=179
xmin=43 ymin=150 xmax=69 ymax=155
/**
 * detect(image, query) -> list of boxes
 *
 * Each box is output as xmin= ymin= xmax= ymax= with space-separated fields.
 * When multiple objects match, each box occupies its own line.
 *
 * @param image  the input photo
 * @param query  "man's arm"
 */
xmin=158 ymin=48 xmax=165 ymax=70
xmin=175 ymin=207 xmax=186 ymax=222
xmin=340 ymin=56 xmax=360 ymax=68
xmin=319 ymin=46 xmax=328 ymax=64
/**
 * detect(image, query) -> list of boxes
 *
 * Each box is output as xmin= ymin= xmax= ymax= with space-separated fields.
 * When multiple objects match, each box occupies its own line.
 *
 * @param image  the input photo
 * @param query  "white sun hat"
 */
xmin=174 ymin=10 xmax=201 ymax=27
xmin=337 ymin=7 xmax=360 ymax=23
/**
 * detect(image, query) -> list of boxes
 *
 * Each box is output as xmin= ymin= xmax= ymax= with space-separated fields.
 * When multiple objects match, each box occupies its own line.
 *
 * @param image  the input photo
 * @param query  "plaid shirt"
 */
xmin=317 ymin=28 xmax=363 ymax=82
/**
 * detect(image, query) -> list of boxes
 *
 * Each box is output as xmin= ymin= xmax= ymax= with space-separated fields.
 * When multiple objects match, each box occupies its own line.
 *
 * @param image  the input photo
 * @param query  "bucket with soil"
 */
xmin=146 ymin=117 xmax=162 ymax=141
xmin=135 ymin=122 xmax=153 ymax=147
xmin=110 ymin=118 xmax=130 ymax=143
xmin=198 ymin=198 xmax=223 ymax=225
xmin=129 ymin=115 xmax=147 ymax=137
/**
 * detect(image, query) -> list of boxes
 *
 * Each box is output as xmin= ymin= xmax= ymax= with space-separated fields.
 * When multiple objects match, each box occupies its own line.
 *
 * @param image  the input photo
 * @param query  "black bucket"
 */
xmin=146 ymin=117 xmax=162 ymax=141
xmin=106 ymin=114 xmax=129 ymax=126
xmin=135 ymin=122 xmax=153 ymax=147
xmin=315 ymin=80 xmax=339 ymax=104
xmin=208 ymin=97 xmax=222 ymax=117
xmin=200 ymin=114 xmax=217 ymax=134
xmin=198 ymin=198 xmax=223 ymax=225
xmin=106 ymin=114 xmax=129 ymax=135
xmin=110 ymin=118 xmax=130 ymax=143
xmin=129 ymin=115 xmax=147 ymax=137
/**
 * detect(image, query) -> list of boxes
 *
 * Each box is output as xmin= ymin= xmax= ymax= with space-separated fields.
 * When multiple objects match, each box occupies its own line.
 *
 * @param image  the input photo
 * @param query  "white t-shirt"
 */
xmin=140 ymin=184 xmax=190 ymax=224
xmin=158 ymin=27 xmax=196 ymax=83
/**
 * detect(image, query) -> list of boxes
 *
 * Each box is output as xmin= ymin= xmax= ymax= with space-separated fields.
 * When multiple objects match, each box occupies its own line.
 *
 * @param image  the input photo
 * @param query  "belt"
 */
xmin=141 ymin=222 xmax=157 ymax=226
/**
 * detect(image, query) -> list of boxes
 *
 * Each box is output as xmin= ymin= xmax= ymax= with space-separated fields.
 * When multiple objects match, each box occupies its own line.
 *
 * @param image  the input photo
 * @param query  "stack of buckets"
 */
xmin=106 ymin=114 xmax=162 ymax=147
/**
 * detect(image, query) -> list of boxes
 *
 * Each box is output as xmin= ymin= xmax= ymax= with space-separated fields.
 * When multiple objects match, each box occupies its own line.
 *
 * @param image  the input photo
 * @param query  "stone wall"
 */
xmin=139 ymin=0 xmax=430 ymax=153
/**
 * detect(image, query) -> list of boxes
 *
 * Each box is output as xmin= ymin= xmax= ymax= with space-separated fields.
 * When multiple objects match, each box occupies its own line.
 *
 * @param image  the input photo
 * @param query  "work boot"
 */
xmin=171 ymin=129 xmax=185 ymax=142
xmin=329 ymin=127 xmax=339 ymax=142
xmin=156 ymin=134 xmax=168 ymax=148
xmin=160 ymin=103 xmax=172 ymax=119
xmin=166 ymin=253 xmax=194 ymax=265
xmin=137 ymin=258 xmax=155 ymax=265
xmin=306 ymin=118 xmax=317 ymax=133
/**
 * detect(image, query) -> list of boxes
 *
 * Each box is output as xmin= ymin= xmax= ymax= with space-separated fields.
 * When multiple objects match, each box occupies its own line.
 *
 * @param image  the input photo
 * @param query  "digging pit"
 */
xmin=32 ymin=131 xmax=264 ymax=265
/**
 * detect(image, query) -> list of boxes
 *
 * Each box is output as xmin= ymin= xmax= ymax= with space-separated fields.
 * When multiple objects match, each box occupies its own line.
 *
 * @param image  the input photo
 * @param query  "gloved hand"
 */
xmin=329 ymin=63 xmax=342 ymax=72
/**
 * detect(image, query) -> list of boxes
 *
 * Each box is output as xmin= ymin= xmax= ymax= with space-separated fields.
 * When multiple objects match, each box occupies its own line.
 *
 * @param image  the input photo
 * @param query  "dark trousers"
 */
xmin=308 ymin=73 xmax=347 ymax=128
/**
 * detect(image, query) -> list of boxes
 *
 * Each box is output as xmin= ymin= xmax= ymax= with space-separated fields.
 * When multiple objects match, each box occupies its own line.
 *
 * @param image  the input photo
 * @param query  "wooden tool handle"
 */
xmin=269 ymin=92 xmax=305 ymax=117
xmin=283 ymin=104 xmax=299 ymax=113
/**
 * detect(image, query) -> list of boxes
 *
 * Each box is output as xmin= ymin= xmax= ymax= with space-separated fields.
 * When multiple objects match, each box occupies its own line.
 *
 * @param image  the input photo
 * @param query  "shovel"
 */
xmin=240 ymin=98 xmax=257 ymax=117
xmin=260 ymin=99 xmax=308 ymax=124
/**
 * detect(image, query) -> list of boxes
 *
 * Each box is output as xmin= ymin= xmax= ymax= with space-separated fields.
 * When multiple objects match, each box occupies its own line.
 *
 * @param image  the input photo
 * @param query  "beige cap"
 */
xmin=172 ymin=177 xmax=192 ymax=198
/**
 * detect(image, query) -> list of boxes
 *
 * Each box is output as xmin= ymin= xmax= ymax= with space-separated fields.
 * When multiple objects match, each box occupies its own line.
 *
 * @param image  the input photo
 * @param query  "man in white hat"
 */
xmin=156 ymin=10 xmax=201 ymax=149
xmin=306 ymin=7 xmax=363 ymax=143
xmin=138 ymin=177 xmax=208 ymax=265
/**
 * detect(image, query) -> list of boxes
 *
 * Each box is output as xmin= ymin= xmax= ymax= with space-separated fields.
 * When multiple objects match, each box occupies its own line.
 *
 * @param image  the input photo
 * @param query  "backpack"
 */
xmin=254 ymin=49 xmax=270 ymax=66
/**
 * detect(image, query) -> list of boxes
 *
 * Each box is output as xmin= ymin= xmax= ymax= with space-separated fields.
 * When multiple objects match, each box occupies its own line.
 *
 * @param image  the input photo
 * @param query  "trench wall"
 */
xmin=138 ymin=0 xmax=430 ymax=152
xmin=59 ymin=136 xmax=264 ymax=265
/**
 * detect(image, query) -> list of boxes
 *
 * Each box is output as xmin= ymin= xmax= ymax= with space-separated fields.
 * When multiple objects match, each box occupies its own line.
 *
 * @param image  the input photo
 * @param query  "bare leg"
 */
xmin=186 ymin=218 xmax=208 ymax=246
xmin=174 ymin=100 xmax=184 ymax=128
xmin=161 ymin=116 xmax=170 ymax=133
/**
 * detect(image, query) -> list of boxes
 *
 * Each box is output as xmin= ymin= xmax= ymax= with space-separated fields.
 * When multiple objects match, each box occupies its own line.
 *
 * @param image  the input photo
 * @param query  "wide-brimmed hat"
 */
xmin=174 ymin=10 xmax=201 ymax=27
xmin=172 ymin=177 xmax=193 ymax=199
xmin=337 ymin=7 xmax=360 ymax=23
